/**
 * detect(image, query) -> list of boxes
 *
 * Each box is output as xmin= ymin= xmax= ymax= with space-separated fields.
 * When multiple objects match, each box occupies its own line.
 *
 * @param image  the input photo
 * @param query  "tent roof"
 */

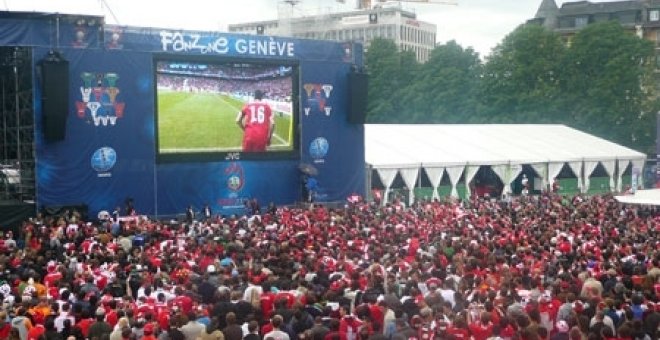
xmin=615 ymin=189 xmax=660 ymax=206
xmin=365 ymin=124 xmax=646 ymax=169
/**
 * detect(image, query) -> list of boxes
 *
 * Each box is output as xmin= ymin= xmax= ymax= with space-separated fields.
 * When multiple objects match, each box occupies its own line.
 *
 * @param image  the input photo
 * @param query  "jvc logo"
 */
xmin=225 ymin=153 xmax=240 ymax=161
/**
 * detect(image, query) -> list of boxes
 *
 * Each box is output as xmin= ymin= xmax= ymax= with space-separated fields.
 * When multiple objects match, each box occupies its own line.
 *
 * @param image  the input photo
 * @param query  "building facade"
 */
xmin=228 ymin=6 xmax=436 ymax=62
xmin=530 ymin=0 xmax=660 ymax=48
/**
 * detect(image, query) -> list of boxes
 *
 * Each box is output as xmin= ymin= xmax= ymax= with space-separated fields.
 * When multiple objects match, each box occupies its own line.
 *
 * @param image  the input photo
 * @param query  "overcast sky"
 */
xmin=2 ymin=0 xmax=623 ymax=57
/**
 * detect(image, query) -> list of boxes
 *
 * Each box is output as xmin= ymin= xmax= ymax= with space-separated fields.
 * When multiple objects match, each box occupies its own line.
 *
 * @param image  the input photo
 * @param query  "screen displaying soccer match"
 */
xmin=155 ymin=58 xmax=298 ymax=160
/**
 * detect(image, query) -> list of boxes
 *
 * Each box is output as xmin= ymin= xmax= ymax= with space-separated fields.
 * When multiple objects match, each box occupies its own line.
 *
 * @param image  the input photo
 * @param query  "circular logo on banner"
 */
xmin=309 ymin=137 xmax=329 ymax=160
xmin=91 ymin=147 xmax=117 ymax=172
xmin=225 ymin=162 xmax=245 ymax=192
xmin=227 ymin=175 xmax=242 ymax=192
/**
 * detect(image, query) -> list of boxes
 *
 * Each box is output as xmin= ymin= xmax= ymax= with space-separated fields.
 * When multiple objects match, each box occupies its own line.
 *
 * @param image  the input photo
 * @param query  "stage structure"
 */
xmin=0 ymin=11 xmax=367 ymax=218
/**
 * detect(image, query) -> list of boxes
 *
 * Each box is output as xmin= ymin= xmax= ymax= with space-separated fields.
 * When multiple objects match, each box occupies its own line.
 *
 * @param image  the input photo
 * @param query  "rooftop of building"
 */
xmin=228 ymin=6 xmax=418 ymax=28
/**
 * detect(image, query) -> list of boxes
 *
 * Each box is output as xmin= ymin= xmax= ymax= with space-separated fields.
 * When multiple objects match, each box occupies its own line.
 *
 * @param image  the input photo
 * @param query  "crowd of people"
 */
xmin=156 ymin=74 xmax=292 ymax=102
xmin=0 ymin=192 xmax=659 ymax=340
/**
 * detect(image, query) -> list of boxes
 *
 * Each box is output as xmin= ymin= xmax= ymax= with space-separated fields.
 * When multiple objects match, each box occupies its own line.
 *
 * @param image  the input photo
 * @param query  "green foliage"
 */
xmin=479 ymin=24 xmax=566 ymax=123
xmin=365 ymin=38 xmax=419 ymax=122
xmin=364 ymin=21 xmax=659 ymax=153
xmin=402 ymin=41 xmax=481 ymax=123
xmin=561 ymin=21 xmax=657 ymax=153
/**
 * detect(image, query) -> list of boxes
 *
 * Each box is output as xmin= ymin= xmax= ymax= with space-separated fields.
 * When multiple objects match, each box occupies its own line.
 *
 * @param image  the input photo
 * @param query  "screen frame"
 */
xmin=153 ymin=53 xmax=301 ymax=163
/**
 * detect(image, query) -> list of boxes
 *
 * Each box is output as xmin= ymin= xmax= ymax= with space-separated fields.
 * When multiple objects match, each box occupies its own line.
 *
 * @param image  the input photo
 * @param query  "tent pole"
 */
xmin=417 ymin=164 xmax=422 ymax=200
xmin=366 ymin=164 xmax=372 ymax=201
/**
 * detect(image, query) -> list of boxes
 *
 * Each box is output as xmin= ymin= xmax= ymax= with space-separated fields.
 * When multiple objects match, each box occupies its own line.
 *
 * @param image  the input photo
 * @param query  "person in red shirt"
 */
xmin=275 ymin=288 xmax=296 ymax=309
xmin=467 ymin=310 xmax=494 ymax=340
xmin=367 ymin=301 xmax=384 ymax=333
xmin=43 ymin=264 xmax=62 ymax=290
xmin=76 ymin=310 xmax=95 ymax=338
xmin=339 ymin=305 xmax=362 ymax=340
xmin=0 ymin=311 xmax=11 ymax=339
xmin=260 ymin=283 xmax=276 ymax=319
xmin=236 ymin=90 xmax=275 ymax=152
xmin=142 ymin=323 xmax=158 ymax=340
xmin=324 ymin=319 xmax=348 ymax=340
xmin=26 ymin=324 xmax=45 ymax=340
xmin=441 ymin=318 xmax=470 ymax=340
xmin=172 ymin=287 xmax=194 ymax=314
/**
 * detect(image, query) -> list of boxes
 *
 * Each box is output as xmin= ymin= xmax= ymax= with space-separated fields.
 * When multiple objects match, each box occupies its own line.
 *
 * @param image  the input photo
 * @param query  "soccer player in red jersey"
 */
xmin=236 ymin=90 xmax=274 ymax=152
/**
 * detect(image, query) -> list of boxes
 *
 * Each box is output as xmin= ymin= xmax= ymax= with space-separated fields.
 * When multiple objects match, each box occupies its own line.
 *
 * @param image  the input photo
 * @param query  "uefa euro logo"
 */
xmin=309 ymin=137 xmax=329 ymax=161
xmin=91 ymin=147 xmax=117 ymax=173
xmin=227 ymin=175 xmax=242 ymax=192
xmin=225 ymin=162 xmax=245 ymax=193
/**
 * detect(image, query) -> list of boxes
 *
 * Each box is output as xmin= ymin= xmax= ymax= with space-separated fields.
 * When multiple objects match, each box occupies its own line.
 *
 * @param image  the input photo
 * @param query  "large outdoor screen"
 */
xmin=155 ymin=57 xmax=298 ymax=161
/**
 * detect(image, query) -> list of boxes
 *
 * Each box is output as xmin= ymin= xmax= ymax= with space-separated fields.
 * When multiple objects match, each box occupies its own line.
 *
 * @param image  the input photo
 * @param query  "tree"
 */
xmin=365 ymin=38 xmax=419 ymax=122
xmin=478 ymin=24 xmax=566 ymax=123
xmin=400 ymin=40 xmax=481 ymax=123
xmin=562 ymin=21 xmax=657 ymax=153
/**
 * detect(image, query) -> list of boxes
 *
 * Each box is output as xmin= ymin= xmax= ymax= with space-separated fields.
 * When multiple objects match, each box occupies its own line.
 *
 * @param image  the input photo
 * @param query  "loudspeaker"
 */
xmin=348 ymin=70 xmax=368 ymax=124
xmin=41 ymin=56 xmax=69 ymax=142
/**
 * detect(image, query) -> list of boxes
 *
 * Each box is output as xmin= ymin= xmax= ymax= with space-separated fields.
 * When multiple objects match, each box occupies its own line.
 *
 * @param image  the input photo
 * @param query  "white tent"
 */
xmin=365 ymin=124 xmax=646 ymax=203
xmin=615 ymin=189 xmax=660 ymax=206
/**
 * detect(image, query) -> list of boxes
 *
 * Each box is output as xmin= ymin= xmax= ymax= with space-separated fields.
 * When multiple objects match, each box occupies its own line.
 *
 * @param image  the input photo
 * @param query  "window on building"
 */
xmin=575 ymin=16 xmax=589 ymax=28
xmin=651 ymin=10 xmax=660 ymax=22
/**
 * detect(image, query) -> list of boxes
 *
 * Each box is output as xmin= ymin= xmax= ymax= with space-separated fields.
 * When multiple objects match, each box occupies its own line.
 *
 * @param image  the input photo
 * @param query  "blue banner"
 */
xmin=34 ymin=47 xmax=156 ymax=215
xmin=23 ymin=14 xmax=365 ymax=217
xmin=104 ymin=25 xmax=356 ymax=63
xmin=299 ymin=61 xmax=365 ymax=201
xmin=0 ymin=13 xmax=102 ymax=48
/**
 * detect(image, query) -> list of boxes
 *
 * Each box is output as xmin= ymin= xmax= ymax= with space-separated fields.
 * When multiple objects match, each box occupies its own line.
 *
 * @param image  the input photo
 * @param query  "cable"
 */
xmin=100 ymin=0 xmax=121 ymax=25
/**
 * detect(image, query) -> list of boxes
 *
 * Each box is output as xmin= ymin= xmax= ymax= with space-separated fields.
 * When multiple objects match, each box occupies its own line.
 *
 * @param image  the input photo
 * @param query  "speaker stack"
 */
xmin=347 ymin=68 xmax=368 ymax=124
xmin=40 ymin=51 xmax=69 ymax=142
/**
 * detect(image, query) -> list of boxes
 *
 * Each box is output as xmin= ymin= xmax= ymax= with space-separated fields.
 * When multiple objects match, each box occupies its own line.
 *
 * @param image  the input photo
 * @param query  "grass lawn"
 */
xmin=157 ymin=91 xmax=292 ymax=153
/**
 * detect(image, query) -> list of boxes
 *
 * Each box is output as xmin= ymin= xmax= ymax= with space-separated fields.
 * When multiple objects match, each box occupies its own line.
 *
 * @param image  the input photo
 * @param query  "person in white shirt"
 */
xmin=54 ymin=303 xmax=76 ymax=332
xmin=439 ymin=280 xmax=456 ymax=309
xmin=263 ymin=315 xmax=290 ymax=340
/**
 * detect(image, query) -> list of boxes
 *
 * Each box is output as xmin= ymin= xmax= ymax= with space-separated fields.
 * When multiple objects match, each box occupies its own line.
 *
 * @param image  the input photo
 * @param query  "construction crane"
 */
xmin=357 ymin=0 xmax=457 ymax=9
